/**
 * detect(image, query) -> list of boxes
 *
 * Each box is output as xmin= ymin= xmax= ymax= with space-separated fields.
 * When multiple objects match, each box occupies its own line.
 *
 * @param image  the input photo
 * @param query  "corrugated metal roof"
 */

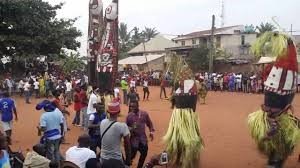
xmin=173 ymin=25 xmax=245 ymax=40
xmin=118 ymin=54 xmax=164 ymax=65
xmin=128 ymin=35 xmax=176 ymax=54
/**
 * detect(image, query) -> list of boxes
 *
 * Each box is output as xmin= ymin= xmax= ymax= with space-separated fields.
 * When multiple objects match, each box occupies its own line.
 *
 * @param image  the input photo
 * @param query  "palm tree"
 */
xmin=131 ymin=27 xmax=143 ymax=46
xmin=142 ymin=27 xmax=159 ymax=41
xmin=256 ymin=22 xmax=276 ymax=34
xmin=119 ymin=22 xmax=132 ymax=49
xmin=62 ymin=52 xmax=85 ymax=74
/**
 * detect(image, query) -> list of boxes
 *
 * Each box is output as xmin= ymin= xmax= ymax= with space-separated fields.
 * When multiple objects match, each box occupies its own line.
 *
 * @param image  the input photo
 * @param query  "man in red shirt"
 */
xmin=80 ymin=85 xmax=89 ymax=130
xmin=160 ymin=77 xmax=168 ymax=99
xmin=72 ymin=87 xmax=81 ymax=126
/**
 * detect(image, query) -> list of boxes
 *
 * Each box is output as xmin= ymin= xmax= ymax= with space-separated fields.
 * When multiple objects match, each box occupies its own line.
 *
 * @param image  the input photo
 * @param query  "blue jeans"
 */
xmin=45 ymin=138 xmax=61 ymax=162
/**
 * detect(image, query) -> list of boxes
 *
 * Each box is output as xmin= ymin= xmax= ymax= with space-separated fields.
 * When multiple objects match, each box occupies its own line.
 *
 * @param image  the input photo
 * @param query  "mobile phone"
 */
xmin=159 ymin=152 xmax=168 ymax=165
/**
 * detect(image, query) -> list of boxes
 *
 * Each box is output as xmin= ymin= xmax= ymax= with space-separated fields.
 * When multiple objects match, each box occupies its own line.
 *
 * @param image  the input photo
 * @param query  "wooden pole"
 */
xmin=209 ymin=15 xmax=215 ymax=73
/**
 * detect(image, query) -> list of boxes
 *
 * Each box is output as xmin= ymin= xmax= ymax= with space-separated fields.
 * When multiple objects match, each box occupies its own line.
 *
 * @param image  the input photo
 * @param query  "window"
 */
xmin=241 ymin=35 xmax=245 ymax=45
xmin=216 ymin=36 xmax=221 ymax=48
xmin=181 ymin=41 xmax=185 ymax=46
xmin=199 ymin=38 xmax=207 ymax=46
xmin=192 ymin=39 xmax=196 ymax=45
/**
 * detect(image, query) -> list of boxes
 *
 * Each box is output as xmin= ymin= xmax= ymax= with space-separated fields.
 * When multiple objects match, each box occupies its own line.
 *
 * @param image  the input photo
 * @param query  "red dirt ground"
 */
xmin=8 ymin=87 xmax=300 ymax=168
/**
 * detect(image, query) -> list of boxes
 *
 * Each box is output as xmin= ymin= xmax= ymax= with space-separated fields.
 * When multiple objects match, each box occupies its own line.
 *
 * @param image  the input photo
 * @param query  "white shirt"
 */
xmin=114 ymin=88 xmax=120 ymax=98
xmin=143 ymin=80 xmax=148 ymax=87
xmin=66 ymin=146 xmax=96 ymax=168
xmin=33 ymin=81 xmax=39 ymax=89
xmin=87 ymin=93 xmax=98 ymax=115
xmin=18 ymin=80 xmax=24 ymax=89
xmin=24 ymin=82 xmax=31 ymax=91
xmin=66 ymin=82 xmax=72 ymax=92
xmin=130 ymin=80 xmax=136 ymax=88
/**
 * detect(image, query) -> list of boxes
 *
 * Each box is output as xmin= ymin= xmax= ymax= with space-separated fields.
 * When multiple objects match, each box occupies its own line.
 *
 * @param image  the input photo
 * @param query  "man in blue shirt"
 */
xmin=36 ymin=100 xmax=64 ymax=164
xmin=0 ymin=92 xmax=18 ymax=145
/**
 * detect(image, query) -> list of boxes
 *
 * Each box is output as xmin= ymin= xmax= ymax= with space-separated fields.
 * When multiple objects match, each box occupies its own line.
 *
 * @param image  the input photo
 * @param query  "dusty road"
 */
xmin=8 ymin=87 xmax=300 ymax=168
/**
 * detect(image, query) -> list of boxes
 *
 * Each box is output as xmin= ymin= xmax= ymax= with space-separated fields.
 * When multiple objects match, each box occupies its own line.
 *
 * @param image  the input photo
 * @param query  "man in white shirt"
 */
xmin=24 ymin=81 xmax=31 ymax=104
xmin=66 ymin=134 xmax=96 ymax=168
xmin=33 ymin=79 xmax=40 ymax=98
xmin=143 ymin=78 xmax=150 ymax=100
xmin=87 ymin=87 xmax=98 ymax=116
xmin=18 ymin=79 xmax=24 ymax=96
xmin=65 ymin=79 xmax=72 ymax=105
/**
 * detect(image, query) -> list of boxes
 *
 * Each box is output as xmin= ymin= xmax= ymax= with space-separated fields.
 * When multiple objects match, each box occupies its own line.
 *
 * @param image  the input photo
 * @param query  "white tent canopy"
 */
xmin=255 ymin=56 xmax=276 ymax=64
xmin=118 ymin=54 xmax=164 ymax=65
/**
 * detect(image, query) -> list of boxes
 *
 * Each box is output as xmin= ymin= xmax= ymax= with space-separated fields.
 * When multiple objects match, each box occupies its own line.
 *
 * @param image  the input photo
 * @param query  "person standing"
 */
xmin=126 ymin=101 xmax=154 ymax=168
xmin=66 ymin=134 xmax=96 ymax=168
xmin=160 ymin=77 xmax=167 ymax=99
xmin=142 ymin=78 xmax=150 ymax=101
xmin=120 ymin=77 xmax=128 ymax=105
xmin=37 ymin=100 xmax=64 ymax=163
xmin=5 ymin=77 xmax=13 ymax=96
xmin=88 ymin=102 xmax=106 ymax=153
xmin=33 ymin=79 xmax=40 ymax=98
xmin=72 ymin=87 xmax=81 ymax=126
xmin=24 ymin=80 xmax=31 ymax=104
xmin=80 ymin=85 xmax=88 ymax=130
xmin=65 ymin=79 xmax=72 ymax=105
xmin=18 ymin=79 xmax=24 ymax=96
xmin=100 ymin=100 xmax=131 ymax=168
xmin=0 ymin=92 xmax=18 ymax=145
xmin=127 ymin=87 xmax=140 ymax=106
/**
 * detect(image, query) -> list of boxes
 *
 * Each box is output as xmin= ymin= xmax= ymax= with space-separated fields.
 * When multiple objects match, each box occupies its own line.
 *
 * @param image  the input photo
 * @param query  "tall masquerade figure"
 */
xmin=97 ymin=0 xmax=119 ymax=90
xmin=162 ymin=56 xmax=204 ymax=168
xmin=248 ymin=31 xmax=300 ymax=168
xmin=87 ymin=0 xmax=103 ymax=85
xmin=87 ymin=0 xmax=119 ymax=90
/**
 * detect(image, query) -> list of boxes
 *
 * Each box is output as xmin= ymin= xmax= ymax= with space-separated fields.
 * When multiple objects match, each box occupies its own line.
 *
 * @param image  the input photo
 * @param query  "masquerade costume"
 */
xmin=248 ymin=32 xmax=300 ymax=167
xmin=163 ymin=58 xmax=204 ymax=168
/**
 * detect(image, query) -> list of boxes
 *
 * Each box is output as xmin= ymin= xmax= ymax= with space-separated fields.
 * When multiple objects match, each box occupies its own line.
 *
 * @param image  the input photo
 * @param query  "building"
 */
xmin=118 ymin=34 xmax=176 ymax=71
xmin=166 ymin=25 xmax=257 ymax=72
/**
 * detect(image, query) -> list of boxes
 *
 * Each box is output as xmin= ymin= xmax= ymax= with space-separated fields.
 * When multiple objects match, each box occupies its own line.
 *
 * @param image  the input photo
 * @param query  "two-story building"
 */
xmin=167 ymin=25 xmax=257 ymax=72
xmin=118 ymin=34 xmax=176 ymax=71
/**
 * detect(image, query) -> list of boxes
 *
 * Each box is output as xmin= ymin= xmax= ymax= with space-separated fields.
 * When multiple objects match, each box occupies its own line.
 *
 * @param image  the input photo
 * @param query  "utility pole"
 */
xmin=209 ymin=15 xmax=215 ymax=73
xmin=142 ymin=37 xmax=148 ymax=72
xmin=290 ymin=24 xmax=293 ymax=35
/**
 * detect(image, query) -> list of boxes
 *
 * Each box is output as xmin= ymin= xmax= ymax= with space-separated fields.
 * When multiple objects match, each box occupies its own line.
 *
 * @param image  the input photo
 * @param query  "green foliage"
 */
xmin=61 ymin=51 xmax=86 ymax=74
xmin=251 ymin=32 xmax=288 ymax=57
xmin=131 ymin=27 xmax=143 ymax=46
xmin=256 ymin=22 xmax=276 ymax=34
xmin=142 ymin=27 xmax=159 ymax=41
xmin=186 ymin=46 xmax=210 ymax=71
xmin=244 ymin=24 xmax=256 ymax=34
xmin=0 ymin=0 xmax=82 ymax=59
xmin=118 ymin=23 xmax=159 ymax=59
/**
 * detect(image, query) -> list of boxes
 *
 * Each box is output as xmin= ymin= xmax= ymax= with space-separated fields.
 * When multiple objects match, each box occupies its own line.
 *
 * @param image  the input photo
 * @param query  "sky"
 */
xmin=45 ymin=0 xmax=300 ymax=56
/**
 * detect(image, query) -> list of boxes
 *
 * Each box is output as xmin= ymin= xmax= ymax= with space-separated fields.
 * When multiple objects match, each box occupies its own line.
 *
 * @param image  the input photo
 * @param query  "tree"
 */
xmin=0 ymin=0 xmax=81 ymax=59
xmin=119 ymin=22 xmax=132 ymax=49
xmin=256 ymin=22 xmax=276 ymax=34
xmin=142 ymin=27 xmax=159 ymax=41
xmin=61 ymin=52 xmax=86 ymax=74
xmin=119 ymin=22 xmax=133 ymax=59
xmin=244 ymin=24 xmax=256 ymax=34
xmin=187 ymin=46 xmax=210 ymax=71
xmin=131 ymin=27 xmax=142 ymax=46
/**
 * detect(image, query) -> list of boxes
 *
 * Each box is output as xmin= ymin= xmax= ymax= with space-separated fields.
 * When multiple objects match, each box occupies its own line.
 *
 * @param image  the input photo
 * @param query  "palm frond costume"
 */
xmin=163 ymin=56 xmax=204 ymax=168
xmin=248 ymin=32 xmax=300 ymax=168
